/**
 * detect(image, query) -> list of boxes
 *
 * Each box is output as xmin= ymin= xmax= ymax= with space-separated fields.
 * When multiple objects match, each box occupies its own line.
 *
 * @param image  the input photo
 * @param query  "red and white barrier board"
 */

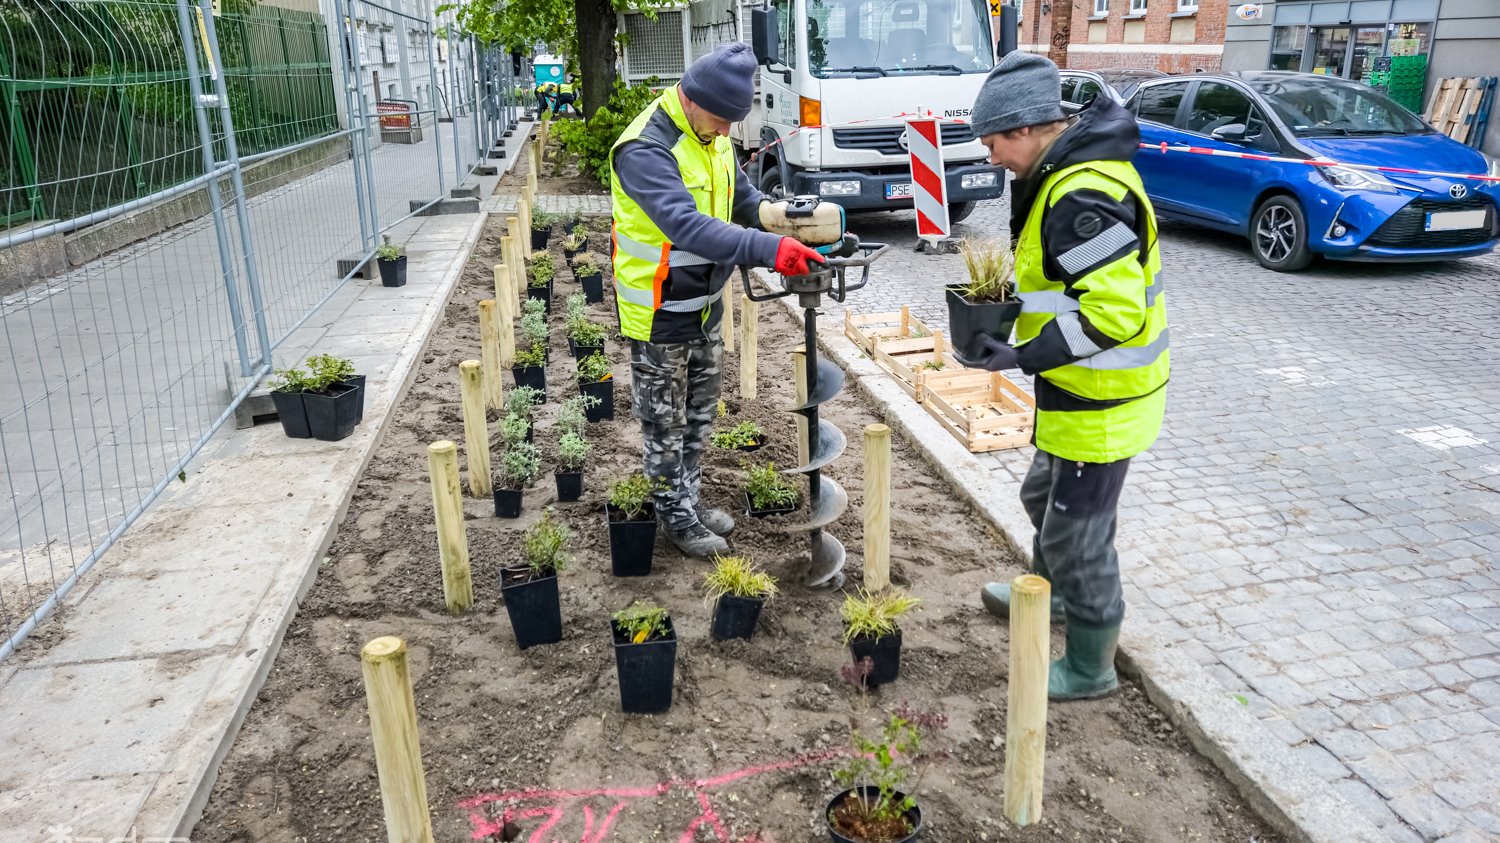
xmin=905 ymin=117 xmax=950 ymax=242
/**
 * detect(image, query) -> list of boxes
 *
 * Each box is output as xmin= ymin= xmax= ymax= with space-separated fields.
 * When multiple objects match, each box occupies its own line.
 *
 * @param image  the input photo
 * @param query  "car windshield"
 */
xmin=1248 ymin=77 xmax=1430 ymax=137
xmin=809 ymin=0 xmax=994 ymax=78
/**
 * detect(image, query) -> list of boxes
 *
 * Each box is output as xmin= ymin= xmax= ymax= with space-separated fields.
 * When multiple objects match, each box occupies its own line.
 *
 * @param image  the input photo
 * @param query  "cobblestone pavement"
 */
xmin=481 ymin=193 xmax=611 ymax=215
xmin=828 ymin=195 xmax=1500 ymax=843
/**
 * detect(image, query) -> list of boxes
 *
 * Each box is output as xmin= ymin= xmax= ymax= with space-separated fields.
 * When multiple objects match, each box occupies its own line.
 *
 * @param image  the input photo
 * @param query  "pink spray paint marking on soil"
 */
xmin=459 ymin=750 xmax=842 ymax=842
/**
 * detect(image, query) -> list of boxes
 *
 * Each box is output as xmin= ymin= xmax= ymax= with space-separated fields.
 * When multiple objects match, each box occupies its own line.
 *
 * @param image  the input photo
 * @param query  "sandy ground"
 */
xmin=194 ymin=149 xmax=1281 ymax=843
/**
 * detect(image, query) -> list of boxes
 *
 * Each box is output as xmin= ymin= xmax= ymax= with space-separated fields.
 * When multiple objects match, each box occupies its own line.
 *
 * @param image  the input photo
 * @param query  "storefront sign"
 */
xmin=1236 ymin=3 xmax=1263 ymax=19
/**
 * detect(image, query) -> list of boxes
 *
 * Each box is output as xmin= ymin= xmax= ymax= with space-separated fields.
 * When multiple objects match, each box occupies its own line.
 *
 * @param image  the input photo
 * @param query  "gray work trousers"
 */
xmin=1021 ymin=449 xmax=1131 ymax=628
xmin=629 ymin=338 xmax=723 ymax=529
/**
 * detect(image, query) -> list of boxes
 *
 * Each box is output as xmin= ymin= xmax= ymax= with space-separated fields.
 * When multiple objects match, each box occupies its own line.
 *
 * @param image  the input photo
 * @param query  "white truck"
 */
xmin=619 ymin=0 xmax=1013 ymax=222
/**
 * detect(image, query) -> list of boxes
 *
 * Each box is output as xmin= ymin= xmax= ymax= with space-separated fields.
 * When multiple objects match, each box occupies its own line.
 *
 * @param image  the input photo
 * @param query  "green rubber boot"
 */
xmin=1048 ymin=623 xmax=1121 ymax=701
xmin=979 ymin=582 xmax=1065 ymax=622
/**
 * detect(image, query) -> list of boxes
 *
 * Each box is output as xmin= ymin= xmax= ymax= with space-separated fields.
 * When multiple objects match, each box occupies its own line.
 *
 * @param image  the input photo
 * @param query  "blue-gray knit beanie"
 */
xmin=971 ymin=52 xmax=1066 ymax=136
xmin=680 ymin=42 xmax=758 ymax=122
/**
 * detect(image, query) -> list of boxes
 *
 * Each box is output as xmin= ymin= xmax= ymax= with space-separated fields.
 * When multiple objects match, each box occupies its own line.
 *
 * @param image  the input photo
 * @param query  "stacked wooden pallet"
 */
xmin=844 ymin=306 xmax=1035 ymax=453
xmin=1425 ymin=77 xmax=1497 ymax=148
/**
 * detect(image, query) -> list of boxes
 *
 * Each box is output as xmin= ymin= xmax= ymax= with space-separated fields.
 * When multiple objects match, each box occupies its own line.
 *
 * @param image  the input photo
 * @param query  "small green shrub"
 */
xmin=576 ymin=350 xmax=612 ymax=383
xmin=498 ymin=441 xmax=540 ymax=489
xmin=563 ymin=232 xmax=585 ymax=252
xmin=831 ymin=714 xmax=924 ymax=831
xmin=521 ymin=508 xmax=569 ymax=575
xmin=565 ymin=292 xmax=588 ymax=323
xmin=958 ymin=238 xmax=1016 ymax=302
xmin=519 ymin=311 xmax=548 ymax=350
xmin=270 ymin=367 xmax=311 ymax=393
xmin=531 ymin=209 xmax=557 ymax=232
xmin=570 ymin=319 xmax=607 ymax=346
xmin=703 ymin=555 xmax=778 ymax=603
xmin=375 ymin=234 xmax=403 ymax=261
xmin=613 ymin=600 xmax=670 ymax=643
xmin=712 ymin=420 xmax=764 ymax=450
xmin=498 ymin=412 xmax=530 ymax=449
xmin=557 ymin=431 xmax=591 ymax=471
xmin=743 ymin=461 xmax=798 ymax=511
xmin=572 ymin=254 xmax=600 ymax=275
xmin=514 ymin=342 xmax=546 ymax=368
xmin=556 ymin=394 xmax=601 ymax=437
xmin=522 ymin=297 xmax=547 ymax=318
xmin=607 ymin=474 xmax=657 ymax=520
xmin=527 ymin=255 xmax=555 ymax=287
xmin=505 ymin=386 xmax=544 ymax=420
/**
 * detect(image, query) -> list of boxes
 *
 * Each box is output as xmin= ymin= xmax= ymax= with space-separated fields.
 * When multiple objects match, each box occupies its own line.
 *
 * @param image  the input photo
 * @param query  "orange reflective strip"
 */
xmin=652 ymin=242 xmax=670 ymax=308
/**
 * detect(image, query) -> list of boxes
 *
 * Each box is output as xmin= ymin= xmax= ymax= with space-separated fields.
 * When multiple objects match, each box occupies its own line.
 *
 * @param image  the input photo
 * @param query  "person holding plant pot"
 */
xmin=609 ymin=42 xmax=830 ymax=559
xmin=964 ymin=52 xmax=1170 ymax=702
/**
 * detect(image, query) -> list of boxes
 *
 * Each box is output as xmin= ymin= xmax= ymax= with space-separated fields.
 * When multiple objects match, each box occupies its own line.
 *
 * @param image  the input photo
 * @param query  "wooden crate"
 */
xmin=921 ymin=369 xmax=1036 ymax=453
xmin=843 ymin=306 xmax=933 ymax=355
xmin=870 ymin=329 xmax=959 ymax=403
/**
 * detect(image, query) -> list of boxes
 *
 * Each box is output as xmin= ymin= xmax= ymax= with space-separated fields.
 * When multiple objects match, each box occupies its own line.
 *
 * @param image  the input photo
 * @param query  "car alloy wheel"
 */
xmin=1251 ymin=196 xmax=1314 ymax=272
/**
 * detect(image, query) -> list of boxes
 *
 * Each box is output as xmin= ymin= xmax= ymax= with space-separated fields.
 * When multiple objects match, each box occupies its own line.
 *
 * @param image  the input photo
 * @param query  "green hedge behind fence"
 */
xmin=1 ymin=1 xmax=339 ymax=229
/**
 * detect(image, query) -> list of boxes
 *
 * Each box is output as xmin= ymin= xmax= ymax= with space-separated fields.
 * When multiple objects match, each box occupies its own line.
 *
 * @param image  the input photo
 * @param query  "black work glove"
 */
xmin=954 ymin=336 xmax=1021 ymax=371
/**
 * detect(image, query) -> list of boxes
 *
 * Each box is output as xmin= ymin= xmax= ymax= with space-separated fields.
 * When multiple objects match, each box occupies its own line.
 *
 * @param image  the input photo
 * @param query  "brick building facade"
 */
xmin=1010 ymin=0 xmax=1227 ymax=74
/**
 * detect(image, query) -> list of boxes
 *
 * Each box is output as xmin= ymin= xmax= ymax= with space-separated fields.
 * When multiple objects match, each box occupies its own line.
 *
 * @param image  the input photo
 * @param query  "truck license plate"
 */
xmin=1425 ymin=210 xmax=1487 ymax=231
xmin=885 ymin=182 xmax=912 ymax=200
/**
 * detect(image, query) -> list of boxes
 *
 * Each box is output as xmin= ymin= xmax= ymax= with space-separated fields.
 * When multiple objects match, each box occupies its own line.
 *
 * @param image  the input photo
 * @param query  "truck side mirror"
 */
xmin=996 ymin=6 xmax=1018 ymax=60
xmin=751 ymin=6 xmax=781 ymax=66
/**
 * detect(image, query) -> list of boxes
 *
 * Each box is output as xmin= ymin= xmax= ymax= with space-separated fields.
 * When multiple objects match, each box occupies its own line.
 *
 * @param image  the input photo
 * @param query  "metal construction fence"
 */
xmin=0 ymin=0 xmax=522 ymax=661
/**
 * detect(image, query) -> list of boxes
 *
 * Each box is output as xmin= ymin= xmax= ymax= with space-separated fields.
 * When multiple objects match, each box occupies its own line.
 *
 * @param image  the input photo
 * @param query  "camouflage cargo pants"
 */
xmin=629 ymin=338 xmax=723 ymax=529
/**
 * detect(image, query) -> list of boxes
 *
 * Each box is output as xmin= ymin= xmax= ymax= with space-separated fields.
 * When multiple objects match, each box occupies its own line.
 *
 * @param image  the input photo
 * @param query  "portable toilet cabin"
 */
xmin=533 ymin=55 xmax=565 ymax=89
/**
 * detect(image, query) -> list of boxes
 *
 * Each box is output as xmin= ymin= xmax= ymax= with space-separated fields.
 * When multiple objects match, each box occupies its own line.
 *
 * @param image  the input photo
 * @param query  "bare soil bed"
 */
xmin=196 ymin=162 xmax=1281 ymax=842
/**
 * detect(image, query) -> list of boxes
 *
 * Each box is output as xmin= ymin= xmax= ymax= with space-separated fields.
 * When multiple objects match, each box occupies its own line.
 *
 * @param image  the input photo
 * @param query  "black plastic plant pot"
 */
xmin=825 ymin=786 xmax=923 ymax=843
xmin=734 ymin=435 xmax=767 ymax=454
xmin=530 ymin=228 xmax=551 ymax=251
xmin=611 ymin=616 xmax=676 ymax=713
xmin=847 ymin=628 xmax=903 ymax=687
xmin=494 ymin=487 xmax=524 ymax=519
xmin=339 ymin=375 xmax=367 ymax=423
xmin=512 ymin=365 xmax=547 ymax=399
xmin=710 ymin=595 xmax=765 ymax=641
xmin=378 ymin=255 xmax=408 ymax=287
xmin=945 ymin=285 xmax=1021 ymax=363
xmin=500 ymin=566 xmax=562 ymax=650
xmin=303 ymin=382 xmax=361 ymax=442
xmin=580 ymin=377 xmax=615 ymax=422
xmin=526 ymin=281 xmax=553 ymax=312
xmin=270 ymin=390 xmax=311 ymax=439
xmin=555 ymin=469 xmax=583 ymax=502
xmin=568 ymin=338 xmax=604 ymax=362
xmin=744 ymin=490 xmax=799 ymax=519
xmin=578 ymin=272 xmax=605 ymax=304
xmin=606 ymin=503 xmax=656 ymax=577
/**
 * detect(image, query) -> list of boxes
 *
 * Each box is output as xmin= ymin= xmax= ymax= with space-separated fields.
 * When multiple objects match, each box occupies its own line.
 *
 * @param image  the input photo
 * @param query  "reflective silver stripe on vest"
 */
xmin=613 ymin=280 xmax=726 ymax=312
xmin=1055 ymin=312 xmax=1104 ymax=358
xmin=1073 ymin=326 xmax=1169 ymax=370
xmin=1145 ymin=272 xmax=1163 ymax=306
xmin=1056 ymin=221 xmax=1137 ymax=276
xmin=615 ymin=229 xmax=712 ymax=268
xmin=1019 ymin=290 xmax=1080 ymax=313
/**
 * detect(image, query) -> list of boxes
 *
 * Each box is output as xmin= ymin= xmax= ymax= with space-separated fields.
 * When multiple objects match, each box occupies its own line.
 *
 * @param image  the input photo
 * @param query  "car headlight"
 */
xmin=1319 ymin=165 xmax=1399 ymax=194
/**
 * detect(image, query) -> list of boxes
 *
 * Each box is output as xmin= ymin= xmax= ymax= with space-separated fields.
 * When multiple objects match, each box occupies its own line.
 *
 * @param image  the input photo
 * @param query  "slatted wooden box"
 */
xmin=870 ymin=331 xmax=959 ymax=403
xmin=843 ymin=306 xmax=933 ymax=355
xmin=920 ymin=369 xmax=1036 ymax=453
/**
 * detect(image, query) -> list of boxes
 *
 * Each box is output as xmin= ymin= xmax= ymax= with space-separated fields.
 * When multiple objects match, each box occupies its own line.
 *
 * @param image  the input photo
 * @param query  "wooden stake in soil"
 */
xmin=458 ymin=362 xmax=493 ymax=498
xmin=504 ymin=217 xmax=525 ymax=297
xmin=739 ymin=295 xmax=758 ymax=400
xmin=491 ymin=267 xmax=515 ymax=368
xmin=1004 ymin=573 xmax=1051 ymax=827
xmin=478 ymin=300 xmax=505 ymax=408
xmin=862 ymin=424 xmax=891 ymax=592
xmin=792 ymin=350 xmax=810 ymax=467
xmin=426 ymin=440 xmax=474 ymax=615
xmin=517 ymin=197 xmax=533 ymax=258
xmin=722 ymin=282 xmax=736 ymax=354
xmin=360 ymin=636 xmax=435 ymax=843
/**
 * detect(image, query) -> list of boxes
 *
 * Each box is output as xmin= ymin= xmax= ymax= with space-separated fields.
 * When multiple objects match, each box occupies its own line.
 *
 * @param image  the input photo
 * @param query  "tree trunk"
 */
xmin=576 ymin=0 xmax=617 ymax=118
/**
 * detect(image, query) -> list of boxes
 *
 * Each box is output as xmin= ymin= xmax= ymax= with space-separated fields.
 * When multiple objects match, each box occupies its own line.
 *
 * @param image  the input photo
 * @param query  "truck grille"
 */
xmin=831 ymin=124 xmax=975 ymax=156
xmin=1367 ymin=196 xmax=1497 ymax=249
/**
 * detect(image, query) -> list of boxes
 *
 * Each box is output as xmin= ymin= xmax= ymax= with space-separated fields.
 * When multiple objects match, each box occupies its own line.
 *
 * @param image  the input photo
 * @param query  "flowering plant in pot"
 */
xmin=572 ymin=253 xmax=606 ymax=304
xmin=743 ymin=460 xmax=799 ymax=517
xmin=530 ymin=209 xmax=557 ymax=251
xmin=712 ymin=419 xmax=766 ymax=452
xmin=375 ymin=235 xmax=407 ymax=287
xmin=575 ymin=351 xmax=614 ymax=422
xmin=605 ymin=473 xmax=658 ymax=577
xmin=946 ymin=238 xmax=1019 ymax=364
xmin=500 ymin=508 xmax=569 ymax=649
xmin=825 ymin=709 xmax=945 ymax=843
xmin=841 ymin=589 xmax=920 ymax=688
xmin=494 ymin=439 xmax=540 ymax=519
xmin=610 ymin=600 xmax=676 ymax=713
xmin=703 ymin=555 xmax=777 ymax=641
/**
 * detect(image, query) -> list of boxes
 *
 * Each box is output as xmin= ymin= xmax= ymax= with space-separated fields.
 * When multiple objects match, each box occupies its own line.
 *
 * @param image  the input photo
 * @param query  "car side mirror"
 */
xmin=750 ymin=6 xmax=780 ymax=67
xmin=1211 ymin=123 xmax=1249 ymax=143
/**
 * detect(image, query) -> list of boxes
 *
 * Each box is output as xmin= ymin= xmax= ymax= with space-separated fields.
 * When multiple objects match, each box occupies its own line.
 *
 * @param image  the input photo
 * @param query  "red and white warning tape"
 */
xmin=1139 ymin=142 xmax=1500 ymax=184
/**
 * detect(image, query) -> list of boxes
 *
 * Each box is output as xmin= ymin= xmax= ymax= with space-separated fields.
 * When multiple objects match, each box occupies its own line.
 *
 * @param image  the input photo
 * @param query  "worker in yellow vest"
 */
xmin=556 ymin=75 xmax=578 ymax=116
xmin=964 ymin=52 xmax=1170 ymax=701
xmin=610 ymin=42 xmax=828 ymax=559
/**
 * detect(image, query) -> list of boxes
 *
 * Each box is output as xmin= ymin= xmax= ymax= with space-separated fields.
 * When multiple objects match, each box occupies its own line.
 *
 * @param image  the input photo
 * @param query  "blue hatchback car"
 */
xmin=1123 ymin=71 xmax=1500 ymax=271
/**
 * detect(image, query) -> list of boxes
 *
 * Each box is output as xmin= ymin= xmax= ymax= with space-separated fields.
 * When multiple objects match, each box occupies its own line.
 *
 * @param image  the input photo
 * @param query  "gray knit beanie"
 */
xmin=971 ymin=52 xmax=1066 ymax=136
xmin=680 ymin=42 xmax=759 ymax=122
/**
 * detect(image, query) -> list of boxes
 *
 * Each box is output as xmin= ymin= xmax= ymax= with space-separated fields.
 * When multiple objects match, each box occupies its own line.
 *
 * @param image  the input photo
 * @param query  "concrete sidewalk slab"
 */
xmin=0 ymin=119 xmax=535 ymax=841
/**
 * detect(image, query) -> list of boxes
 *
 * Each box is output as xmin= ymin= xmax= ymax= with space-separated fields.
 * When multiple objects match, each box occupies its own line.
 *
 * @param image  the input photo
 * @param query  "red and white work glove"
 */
xmin=774 ymin=237 xmax=827 ymax=276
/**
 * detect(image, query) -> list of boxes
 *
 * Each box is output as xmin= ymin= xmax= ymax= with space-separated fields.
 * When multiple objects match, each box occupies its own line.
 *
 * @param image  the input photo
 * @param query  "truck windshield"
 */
xmin=808 ymin=0 xmax=995 ymax=78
